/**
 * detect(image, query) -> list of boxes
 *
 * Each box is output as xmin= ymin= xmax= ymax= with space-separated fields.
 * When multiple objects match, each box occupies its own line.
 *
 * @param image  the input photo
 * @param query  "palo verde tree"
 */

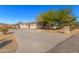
xmin=37 ymin=10 xmax=59 ymax=29
xmin=37 ymin=9 xmax=77 ymax=30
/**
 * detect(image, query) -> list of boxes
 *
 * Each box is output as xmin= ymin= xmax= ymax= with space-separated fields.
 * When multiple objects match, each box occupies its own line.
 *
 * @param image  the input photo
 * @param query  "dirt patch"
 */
xmin=0 ymin=34 xmax=18 ymax=53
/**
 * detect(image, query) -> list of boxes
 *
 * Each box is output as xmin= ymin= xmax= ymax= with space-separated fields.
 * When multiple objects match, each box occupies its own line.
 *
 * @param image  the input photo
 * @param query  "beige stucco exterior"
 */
xmin=30 ymin=24 xmax=37 ymax=29
xmin=19 ymin=24 xmax=27 ymax=29
xmin=18 ymin=23 xmax=37 ymax=29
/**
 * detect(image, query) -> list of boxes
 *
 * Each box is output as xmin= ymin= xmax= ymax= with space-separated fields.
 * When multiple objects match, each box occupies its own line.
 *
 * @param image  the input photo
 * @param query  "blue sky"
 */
xmin=0 ymin=5 xmax=79 ymax=24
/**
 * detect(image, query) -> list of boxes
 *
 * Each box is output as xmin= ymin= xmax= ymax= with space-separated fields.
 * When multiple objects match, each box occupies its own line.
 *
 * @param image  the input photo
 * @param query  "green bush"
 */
xmin=0 ymin=28 xmax=9 ymax=35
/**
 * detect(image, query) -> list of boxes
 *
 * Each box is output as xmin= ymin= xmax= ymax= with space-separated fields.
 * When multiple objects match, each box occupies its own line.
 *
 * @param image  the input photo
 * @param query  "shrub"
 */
xmin=0 ymin=28 xmax=9 ymax=35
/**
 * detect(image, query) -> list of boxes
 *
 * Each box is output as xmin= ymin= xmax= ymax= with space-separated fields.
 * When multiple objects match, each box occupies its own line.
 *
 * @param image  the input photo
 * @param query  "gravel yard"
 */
xmin=0 ymin=34 xmax=17 ymax=53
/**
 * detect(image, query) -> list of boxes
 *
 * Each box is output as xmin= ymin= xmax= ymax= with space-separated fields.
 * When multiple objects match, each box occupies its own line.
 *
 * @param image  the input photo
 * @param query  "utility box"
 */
xmin=64 ymin=26 xmax=70 ymax=34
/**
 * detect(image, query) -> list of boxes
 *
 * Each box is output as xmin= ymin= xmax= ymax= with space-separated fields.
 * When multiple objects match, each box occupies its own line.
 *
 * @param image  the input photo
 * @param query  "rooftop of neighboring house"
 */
xmin=17 ymin=22 xmax=38 ymax=25
xmin=0 ymin=21 xmax=39 ymax=27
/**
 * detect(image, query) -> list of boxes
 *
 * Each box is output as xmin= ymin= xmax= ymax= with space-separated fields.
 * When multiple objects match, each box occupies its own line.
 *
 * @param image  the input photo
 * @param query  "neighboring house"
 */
xmin=17 ymin=22 xmax=37 ymax=29
xmin=0 ymin=22 xmax=38 ymax=29
xmin=18 ymin=23 xmax=27 ymax=29
xmin=29 ymin=22 xmax=37 ymax=29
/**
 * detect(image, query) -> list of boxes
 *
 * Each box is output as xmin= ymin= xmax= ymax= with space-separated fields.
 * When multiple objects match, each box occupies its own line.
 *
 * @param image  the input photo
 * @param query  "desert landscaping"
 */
xmin=0 ymin=5 xmax=79 ymax=53
xmin=0 ymin=28 xmax=78 ymax=53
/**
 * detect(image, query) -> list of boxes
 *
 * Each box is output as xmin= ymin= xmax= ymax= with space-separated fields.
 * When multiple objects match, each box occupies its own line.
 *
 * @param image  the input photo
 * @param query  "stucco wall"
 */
xmin=19 ymin=23 xmax=37 ymax=29
xmin=30 ymin=24 xmax=37 ymax=29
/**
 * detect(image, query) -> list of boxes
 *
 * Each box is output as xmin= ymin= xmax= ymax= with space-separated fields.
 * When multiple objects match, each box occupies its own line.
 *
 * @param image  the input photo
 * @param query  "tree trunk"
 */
xmin=49 ymin=24 xmax=51 ymax=30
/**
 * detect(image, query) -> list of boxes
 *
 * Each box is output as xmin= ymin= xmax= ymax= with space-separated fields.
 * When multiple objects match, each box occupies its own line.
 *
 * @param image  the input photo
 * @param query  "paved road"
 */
xmin=47 ymin=32 xmax=79 ymax=53
xmin=10 ymin=29 xmax=72 ymax=53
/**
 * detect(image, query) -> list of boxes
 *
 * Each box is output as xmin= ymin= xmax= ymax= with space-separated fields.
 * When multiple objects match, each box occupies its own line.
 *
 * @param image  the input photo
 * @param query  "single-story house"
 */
xmin=17 ymin=22 xmax=37 ymax=29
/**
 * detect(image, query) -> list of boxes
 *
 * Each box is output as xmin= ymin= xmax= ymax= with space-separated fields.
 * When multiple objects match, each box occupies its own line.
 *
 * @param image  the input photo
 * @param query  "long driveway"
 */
xmin=10 ymin=29 xmax=72 ymax=53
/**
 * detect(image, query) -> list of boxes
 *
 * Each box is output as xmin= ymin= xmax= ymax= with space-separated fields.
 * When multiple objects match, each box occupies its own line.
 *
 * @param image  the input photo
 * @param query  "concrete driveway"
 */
xmin=10 ymin=29 xmax=72 ymax=53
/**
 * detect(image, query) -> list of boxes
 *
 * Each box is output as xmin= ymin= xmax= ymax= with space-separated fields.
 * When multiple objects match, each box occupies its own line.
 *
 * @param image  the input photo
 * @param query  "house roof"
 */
xmin=17 ymin=22 xmax=38 ymax=25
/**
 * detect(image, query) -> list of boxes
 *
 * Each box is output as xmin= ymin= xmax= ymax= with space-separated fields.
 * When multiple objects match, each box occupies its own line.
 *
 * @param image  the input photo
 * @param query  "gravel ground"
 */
xmin=9 ymin=29 xmax=73 ymax=53
xmin=0 ymin=35 xmax=18 ymax=53
xmin=47 ymin=32 xmax=79 ymax=53
xmin=0 ymin=40 xmax=17 ymax=53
